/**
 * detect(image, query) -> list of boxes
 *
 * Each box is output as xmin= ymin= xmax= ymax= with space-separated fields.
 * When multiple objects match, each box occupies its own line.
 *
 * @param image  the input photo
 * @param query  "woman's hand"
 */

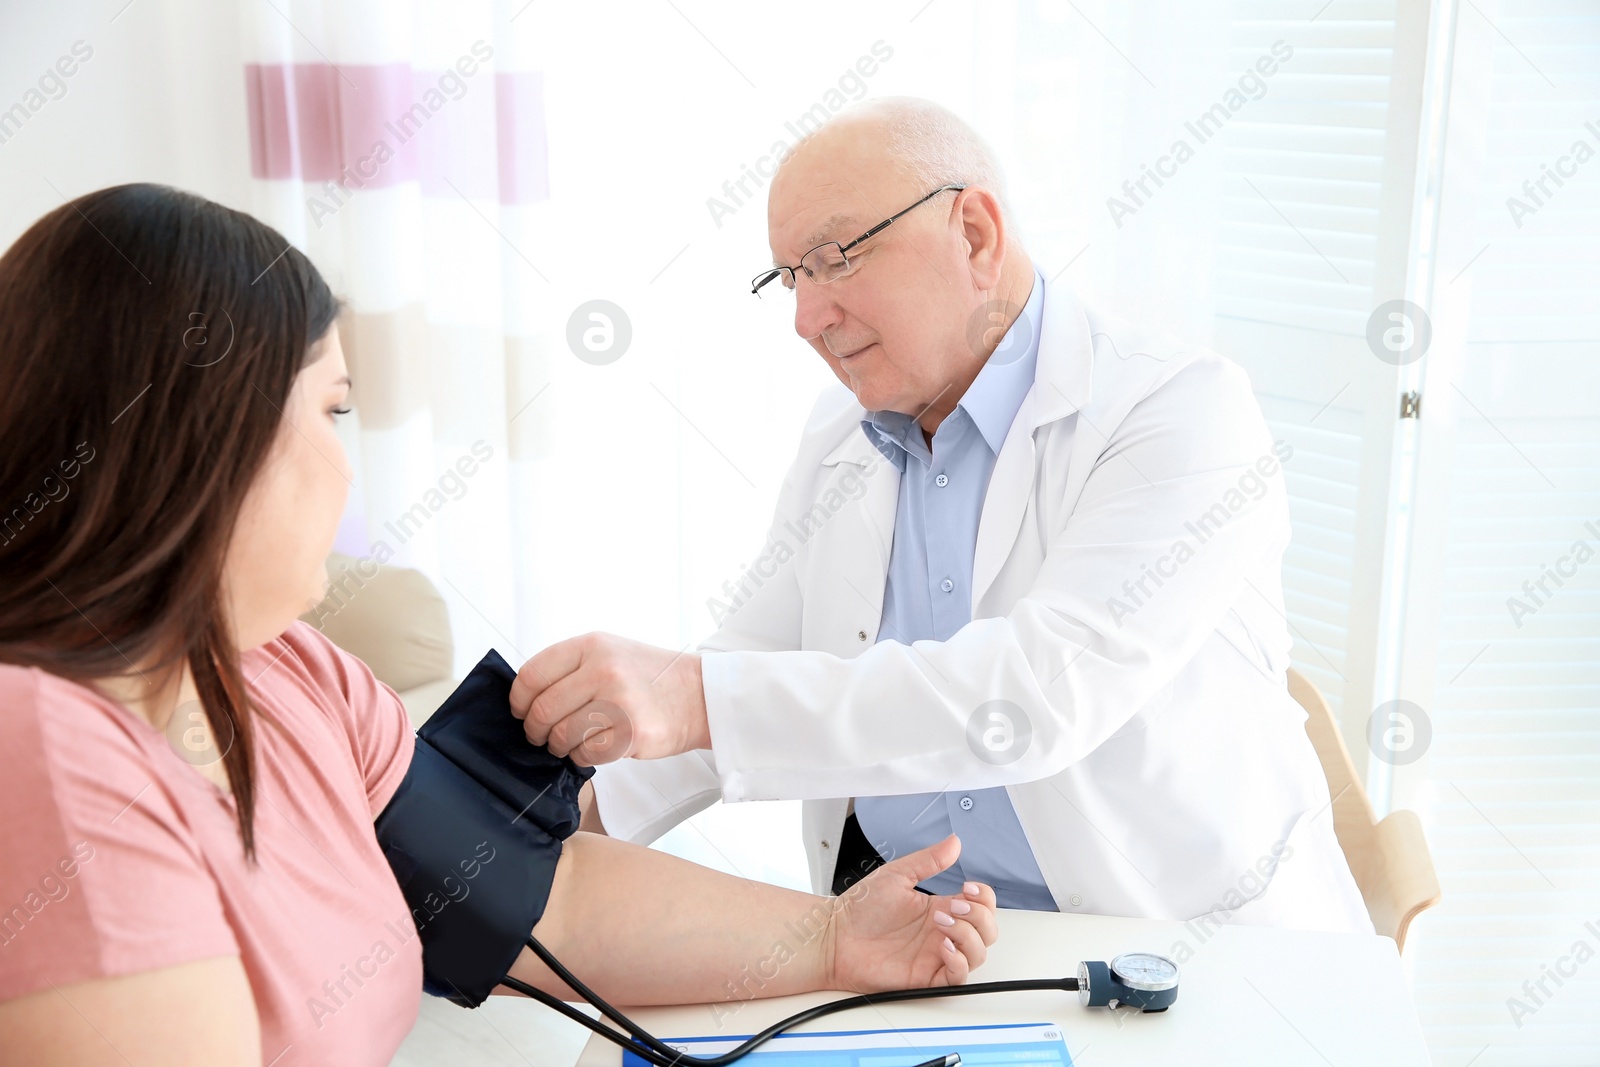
xmin=825 ymin=834 xmax=999 ymax=992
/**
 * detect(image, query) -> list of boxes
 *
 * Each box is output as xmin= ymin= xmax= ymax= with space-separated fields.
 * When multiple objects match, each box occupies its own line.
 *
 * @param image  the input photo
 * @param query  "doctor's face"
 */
xmin=767 ymin=125 xmax=984 ymax=419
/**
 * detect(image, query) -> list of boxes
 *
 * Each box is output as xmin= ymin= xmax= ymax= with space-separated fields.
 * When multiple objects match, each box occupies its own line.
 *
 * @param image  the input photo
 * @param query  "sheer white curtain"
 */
xmin=242 ymin=0 xmax=545 ymax=687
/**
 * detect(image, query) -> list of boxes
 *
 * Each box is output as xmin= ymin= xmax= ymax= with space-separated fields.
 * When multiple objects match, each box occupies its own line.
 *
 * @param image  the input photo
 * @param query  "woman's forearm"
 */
xmin=502 ymin=831 xmax=839 ymax=1005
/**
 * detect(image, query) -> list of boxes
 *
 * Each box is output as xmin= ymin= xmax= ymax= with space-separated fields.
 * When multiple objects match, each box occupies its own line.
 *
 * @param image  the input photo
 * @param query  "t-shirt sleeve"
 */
xmin=0 ymin=671 xmax=238 ymax=1003
xmin=276 ymin=622 xmax=416 ymax=817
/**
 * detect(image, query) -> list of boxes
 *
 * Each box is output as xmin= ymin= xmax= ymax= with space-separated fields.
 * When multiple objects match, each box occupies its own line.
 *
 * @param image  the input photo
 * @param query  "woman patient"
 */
xmin=0 ymin=184 xmax=998 ymax=1066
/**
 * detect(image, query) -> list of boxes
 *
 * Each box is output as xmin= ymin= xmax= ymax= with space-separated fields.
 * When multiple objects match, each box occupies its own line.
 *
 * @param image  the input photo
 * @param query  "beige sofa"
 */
xmin=299 ymin=553 xmax=458 ymax=729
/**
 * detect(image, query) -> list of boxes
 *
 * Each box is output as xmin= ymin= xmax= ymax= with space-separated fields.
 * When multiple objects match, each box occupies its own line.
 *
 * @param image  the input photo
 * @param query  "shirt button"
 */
xmin=935 ymin=473 xmax=949 ymax=487
xmin=941 ymin=578 xmax=954 ymax=593
xmin=959 ymin=796 xmax=974 ymax=811
xmin=1070 ymin=894 xmax=1083 ymax=907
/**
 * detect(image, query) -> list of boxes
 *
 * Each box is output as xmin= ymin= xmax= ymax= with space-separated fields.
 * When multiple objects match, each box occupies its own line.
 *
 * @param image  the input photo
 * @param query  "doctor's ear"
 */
xmin=957 ymin=187 xmax=1008 ymax=290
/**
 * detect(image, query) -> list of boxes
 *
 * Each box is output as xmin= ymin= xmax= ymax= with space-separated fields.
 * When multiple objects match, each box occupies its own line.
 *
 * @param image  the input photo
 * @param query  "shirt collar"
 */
xmin=861 ymin=266 xmax=1045 ymax=464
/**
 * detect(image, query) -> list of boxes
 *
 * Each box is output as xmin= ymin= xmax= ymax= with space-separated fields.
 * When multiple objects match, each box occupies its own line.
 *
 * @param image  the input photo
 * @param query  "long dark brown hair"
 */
xmin=0 ymin=183 xmax=340 ymax=857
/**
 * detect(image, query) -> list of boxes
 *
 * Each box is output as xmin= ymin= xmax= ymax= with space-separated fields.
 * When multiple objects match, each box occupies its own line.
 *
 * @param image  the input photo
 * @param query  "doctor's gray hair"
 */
xmin=790 ymin=96 xmax=1014 ymax=222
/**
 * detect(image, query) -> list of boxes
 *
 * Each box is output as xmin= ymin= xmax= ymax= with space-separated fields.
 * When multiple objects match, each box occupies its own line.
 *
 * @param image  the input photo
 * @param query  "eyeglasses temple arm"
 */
xmin=840 ymin=184 xmax=967 ymax=254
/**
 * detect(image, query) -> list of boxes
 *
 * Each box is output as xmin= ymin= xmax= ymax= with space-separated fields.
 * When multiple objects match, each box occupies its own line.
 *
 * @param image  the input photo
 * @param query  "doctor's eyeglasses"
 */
xmin=750 ymin=183 xmax=967 ymax=297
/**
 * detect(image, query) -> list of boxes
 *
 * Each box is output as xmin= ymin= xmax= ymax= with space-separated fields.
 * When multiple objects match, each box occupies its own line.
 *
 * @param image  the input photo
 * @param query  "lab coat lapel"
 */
xmin=818 ymin=427 xmax=900 ymax=647
xmin=972 ymin=416 xmax=1036 ymax=608
xmin=971 ymin=282 xmax=1095 ymax=607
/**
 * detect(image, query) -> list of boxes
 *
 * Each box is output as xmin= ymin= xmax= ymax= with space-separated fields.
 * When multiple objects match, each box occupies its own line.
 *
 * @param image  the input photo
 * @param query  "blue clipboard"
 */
xmin=620 ymin=1020 xmax=1073 ymax=1067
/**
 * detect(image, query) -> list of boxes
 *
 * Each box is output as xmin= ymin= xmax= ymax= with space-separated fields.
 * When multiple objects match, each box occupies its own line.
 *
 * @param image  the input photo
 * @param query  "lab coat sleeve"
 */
xmin=588 ymin=750 xmax=722 ymax=845
xmin=702 ymin=353 xmax=1293 ymax=802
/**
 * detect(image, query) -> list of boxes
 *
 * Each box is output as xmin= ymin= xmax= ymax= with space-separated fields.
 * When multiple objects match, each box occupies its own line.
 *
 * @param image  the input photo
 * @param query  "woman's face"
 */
xmin=223 ymin=330 xmax=352 ymax=650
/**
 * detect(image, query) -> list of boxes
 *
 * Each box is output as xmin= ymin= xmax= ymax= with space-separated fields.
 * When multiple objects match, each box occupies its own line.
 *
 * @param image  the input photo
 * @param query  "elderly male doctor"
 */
xmin=511 ymin=97 xmax=1371 ymax=934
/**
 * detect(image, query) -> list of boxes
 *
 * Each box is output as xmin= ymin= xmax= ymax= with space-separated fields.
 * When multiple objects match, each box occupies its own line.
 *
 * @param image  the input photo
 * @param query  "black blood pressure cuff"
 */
xmin=374 ymin=648 xmax=595 ymax=1008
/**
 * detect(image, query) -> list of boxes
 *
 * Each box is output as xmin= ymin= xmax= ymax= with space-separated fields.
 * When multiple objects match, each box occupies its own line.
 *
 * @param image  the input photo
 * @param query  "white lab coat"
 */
xmin=595 ymin=281 xmax=1373 ymax=935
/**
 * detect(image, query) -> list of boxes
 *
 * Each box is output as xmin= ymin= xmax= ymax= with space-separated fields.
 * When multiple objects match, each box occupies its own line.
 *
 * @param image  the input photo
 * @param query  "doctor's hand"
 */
xmin=828 ymin=834 xmax=999 ymax=991
xmin=508 ymin=633 xmax=709 ymax=765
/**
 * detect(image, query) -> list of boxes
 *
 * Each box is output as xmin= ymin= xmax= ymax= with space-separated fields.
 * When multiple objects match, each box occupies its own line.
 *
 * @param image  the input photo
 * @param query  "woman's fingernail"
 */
xmin=950 ymin=899 xmax=972 ymax=915
xmin=933 ymin=910 xmax=956 ymax=927
xmin=964 ymin=882 xmax=981 ymax=897
xmin=944 ymin=937 xmax=957 ymax=952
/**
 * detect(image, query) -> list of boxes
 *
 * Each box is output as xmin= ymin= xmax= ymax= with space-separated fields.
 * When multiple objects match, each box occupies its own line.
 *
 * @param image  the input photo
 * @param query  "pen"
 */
xmin=909 ymin=1056 xmax=960 ymax=1067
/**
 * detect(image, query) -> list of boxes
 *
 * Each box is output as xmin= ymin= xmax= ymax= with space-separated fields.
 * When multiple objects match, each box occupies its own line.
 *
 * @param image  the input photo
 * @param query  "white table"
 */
xmin=573 ymin=909 xmax=1431 ymax=1066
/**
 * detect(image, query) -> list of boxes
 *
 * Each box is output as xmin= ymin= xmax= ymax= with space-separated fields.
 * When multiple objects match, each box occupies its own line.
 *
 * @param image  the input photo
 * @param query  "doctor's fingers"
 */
xmin=546 ymin=700 xmax=636 ymax=765
xmin=508 ymin=637 xmax=590 ymax=718
xmin=518 ymin=671 xmax=599 ymax=747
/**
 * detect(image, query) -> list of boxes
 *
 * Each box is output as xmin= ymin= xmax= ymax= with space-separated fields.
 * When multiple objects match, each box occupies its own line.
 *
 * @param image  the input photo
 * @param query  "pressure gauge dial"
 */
xmin=1111 ymin=953 xmax=1180 ymax=993
xmin=1078 ymin=952 xmax=1179 ymax=1012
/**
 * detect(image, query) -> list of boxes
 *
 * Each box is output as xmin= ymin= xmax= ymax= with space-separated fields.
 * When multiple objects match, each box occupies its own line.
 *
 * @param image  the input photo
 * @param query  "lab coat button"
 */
xmin=857 ymin=630 xmax=867 ymax=641
xmin=1070 ymin=894 xmax=1083 ymax=907
xmin=959 ymin=796 xmax=974 ymax=810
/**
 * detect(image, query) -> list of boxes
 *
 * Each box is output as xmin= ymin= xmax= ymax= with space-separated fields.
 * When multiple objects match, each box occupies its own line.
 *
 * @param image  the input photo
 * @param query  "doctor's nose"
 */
xmin=793 ymin=273 xmax=843 ymax=342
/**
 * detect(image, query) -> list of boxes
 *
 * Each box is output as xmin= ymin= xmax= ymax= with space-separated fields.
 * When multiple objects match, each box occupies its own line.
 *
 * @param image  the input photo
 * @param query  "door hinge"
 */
xmin=1400 ymin=391 xmax=1422 ymax=419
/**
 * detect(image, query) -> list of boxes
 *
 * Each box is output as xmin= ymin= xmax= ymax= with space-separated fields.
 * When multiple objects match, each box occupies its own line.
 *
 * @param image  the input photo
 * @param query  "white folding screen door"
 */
xmin=1207 ymin=0 xmax=1431 ymax=768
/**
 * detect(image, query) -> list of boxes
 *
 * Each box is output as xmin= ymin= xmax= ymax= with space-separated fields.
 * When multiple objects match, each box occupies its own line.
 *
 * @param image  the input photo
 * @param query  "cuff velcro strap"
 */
xmin=375 ymin=649 xmax=595 ymax=1007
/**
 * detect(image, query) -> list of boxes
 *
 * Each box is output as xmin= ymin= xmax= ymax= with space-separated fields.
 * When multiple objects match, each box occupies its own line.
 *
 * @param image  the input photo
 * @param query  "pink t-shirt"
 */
xmin=0 ymin=622 xmax=424 ymax=1065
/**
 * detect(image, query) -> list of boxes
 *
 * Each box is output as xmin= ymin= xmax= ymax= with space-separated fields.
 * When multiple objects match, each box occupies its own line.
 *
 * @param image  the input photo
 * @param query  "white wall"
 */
xmin=0 ymin=0 xmax=251 ymax=247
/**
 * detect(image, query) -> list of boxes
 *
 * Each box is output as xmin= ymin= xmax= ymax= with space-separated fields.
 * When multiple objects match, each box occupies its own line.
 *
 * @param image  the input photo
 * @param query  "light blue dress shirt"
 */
xmin=854 ymin=268 xmax=1058 ymax=912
